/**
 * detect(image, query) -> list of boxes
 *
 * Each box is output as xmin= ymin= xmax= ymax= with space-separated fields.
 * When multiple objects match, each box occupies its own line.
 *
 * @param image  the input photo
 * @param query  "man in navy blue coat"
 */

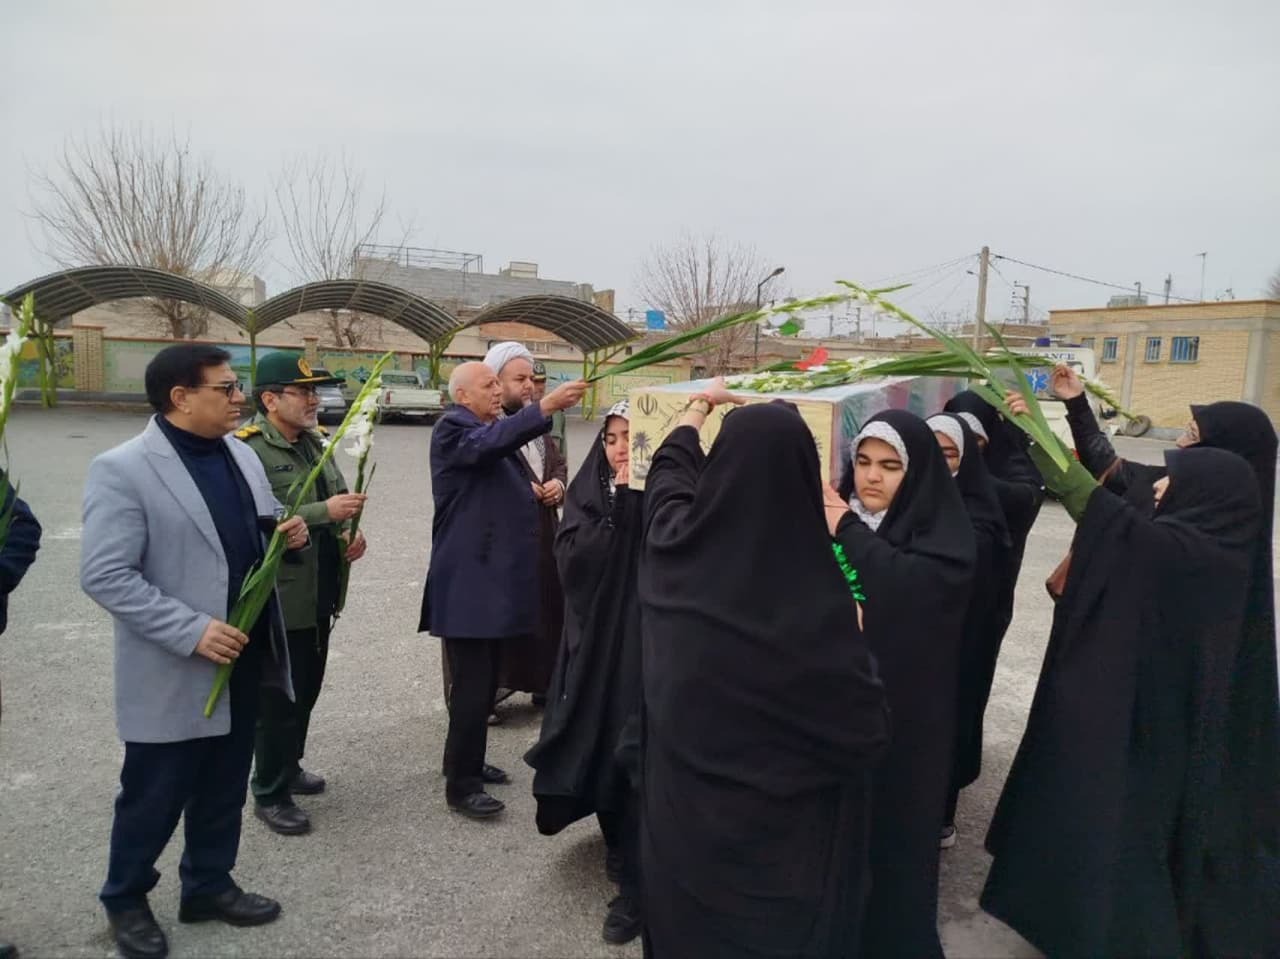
xmin=419 ymin=361 xmax=586 ymax=819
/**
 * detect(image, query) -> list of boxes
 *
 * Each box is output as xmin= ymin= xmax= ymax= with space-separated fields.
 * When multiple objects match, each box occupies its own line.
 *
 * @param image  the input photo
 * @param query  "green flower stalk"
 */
xmin=583 ymin=289 xmax=881 ymax=382
xmin=203 ymin=352 xmax=394 ymax=717
xmin=0 ymin=294 xmax=34 ymax=551
xmin=1083 ymin=376 xmax=1136 ymax=419
xmin=832 ymin=281 xmax=1071 ymax=472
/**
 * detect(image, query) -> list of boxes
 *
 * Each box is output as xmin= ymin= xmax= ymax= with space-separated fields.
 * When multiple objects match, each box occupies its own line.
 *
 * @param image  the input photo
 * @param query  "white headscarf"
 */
xmin=483 ymin=341 xmax=534 ymax=375
xmin=603 ymin=399 xmax=631 ymax=496
xmin=956 ymin=412 xmax=989 ymax=443
xmin=926 ymin=414 xmax=965 ymax=476
xmin=847 ymin=421 xmax=910 ymax=531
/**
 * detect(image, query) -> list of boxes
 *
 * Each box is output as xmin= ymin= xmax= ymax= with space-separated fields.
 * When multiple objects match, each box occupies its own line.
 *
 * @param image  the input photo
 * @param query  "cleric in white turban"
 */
xmin=483 ymin=341 xmax=535 ymax=376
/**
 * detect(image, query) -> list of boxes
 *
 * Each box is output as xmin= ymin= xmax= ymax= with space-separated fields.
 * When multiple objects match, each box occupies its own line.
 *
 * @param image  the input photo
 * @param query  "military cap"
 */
xmin=254 ymin=352 xmax=343 ymax=388
xmin=531 ymin=361 xmax=548 ymax=382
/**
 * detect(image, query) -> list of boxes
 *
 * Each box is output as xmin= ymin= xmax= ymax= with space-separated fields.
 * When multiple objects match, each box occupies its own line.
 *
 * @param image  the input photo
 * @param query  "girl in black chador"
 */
xmin=526 ymin=400 xmax=645 ymax=946
xmin=640 ymin=390 xmax=889 ymax=958
xmin=926 ymin=412 xmax=1011 ymax=848
xmin=827 ymin=409 xmax=976 ymax=959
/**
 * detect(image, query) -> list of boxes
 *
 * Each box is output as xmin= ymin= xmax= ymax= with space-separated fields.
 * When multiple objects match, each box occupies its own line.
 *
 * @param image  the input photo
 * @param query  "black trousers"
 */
xmin=598 ymin=793 xmax=641 ymax=903
xmin=100 ymin=648 xmax=262 ymax=914
xmin=441 ymin=637 xmax=500 ymax=802
xmin=252 ymin=623 xmax=329 ymax=804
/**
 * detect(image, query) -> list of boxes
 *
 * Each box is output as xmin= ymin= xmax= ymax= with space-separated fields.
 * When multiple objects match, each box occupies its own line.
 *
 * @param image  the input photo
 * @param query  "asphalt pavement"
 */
xmin=0 ymin=407 xmax=1273 ymax=958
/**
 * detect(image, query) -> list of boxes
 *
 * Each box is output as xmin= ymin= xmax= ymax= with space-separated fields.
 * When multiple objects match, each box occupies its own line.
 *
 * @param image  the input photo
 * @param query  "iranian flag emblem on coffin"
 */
xmin=626 ymin=374 xmax=966 ymax=491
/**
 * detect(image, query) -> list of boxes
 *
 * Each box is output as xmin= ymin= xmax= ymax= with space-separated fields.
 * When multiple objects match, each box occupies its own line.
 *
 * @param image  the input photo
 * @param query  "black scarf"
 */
xmin=937 ymin=412 xmax=1011 ymax=549
xmin=641 ymin=402 xmax=888 ymax=797
xmin=944 ymin=389 xmax=1045 ymax=490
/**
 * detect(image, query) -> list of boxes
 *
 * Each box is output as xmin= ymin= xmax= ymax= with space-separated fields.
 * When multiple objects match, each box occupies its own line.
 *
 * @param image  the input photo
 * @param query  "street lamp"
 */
xmin=753 ymin=266 xmax=786 ymax=367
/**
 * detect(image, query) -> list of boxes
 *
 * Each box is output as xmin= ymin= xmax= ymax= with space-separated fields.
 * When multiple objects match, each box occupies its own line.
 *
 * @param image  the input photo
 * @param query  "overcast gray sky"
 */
xmin=4 ymin=0 xmax=1278 ymax=325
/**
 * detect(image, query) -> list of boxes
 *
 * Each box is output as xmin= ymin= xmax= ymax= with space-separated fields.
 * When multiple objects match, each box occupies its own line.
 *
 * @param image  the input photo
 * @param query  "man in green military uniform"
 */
xmin=531 ymin=363 xmax=567 ymax=461
xmin=236 ymin=352 xmax=368 ymax=836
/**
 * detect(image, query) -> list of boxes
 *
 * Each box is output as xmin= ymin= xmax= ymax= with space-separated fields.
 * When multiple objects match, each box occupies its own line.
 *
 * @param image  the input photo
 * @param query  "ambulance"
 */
xmin=1010 ymin=346 xmax=1102 ymax=454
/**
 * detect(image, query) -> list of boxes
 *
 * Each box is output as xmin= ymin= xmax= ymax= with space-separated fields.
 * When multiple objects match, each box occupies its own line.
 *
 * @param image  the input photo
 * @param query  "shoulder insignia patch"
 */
xmin=315 ymin=425 xmax=329 ymax=436
xmin=234 ymin=424 xmax=262 ymax=440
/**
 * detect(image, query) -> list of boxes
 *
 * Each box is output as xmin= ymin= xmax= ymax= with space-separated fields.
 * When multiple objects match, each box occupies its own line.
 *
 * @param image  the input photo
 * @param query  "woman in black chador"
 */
xmin=944 ymin=390 xmax=1044 ymax=664
xmin=640 ymin=390 xmax=889 ymax=958
xmin=927 ymin=412 xmax=1011 ymax=846
xmin=982 ymin=441 xmax=1270 ymax=957
xmin=1019 ymin=371 xmax=1279 ymax=955
xmin=826 ymin=409 xmax=977 ymax=959
xmin=525 ymin=400 xmax=645 ymax=946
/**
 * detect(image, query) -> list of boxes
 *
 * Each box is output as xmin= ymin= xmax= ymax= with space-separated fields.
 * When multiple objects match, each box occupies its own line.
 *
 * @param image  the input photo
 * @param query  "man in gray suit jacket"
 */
xmin=81 ymin=345 xmax=309 ymax=959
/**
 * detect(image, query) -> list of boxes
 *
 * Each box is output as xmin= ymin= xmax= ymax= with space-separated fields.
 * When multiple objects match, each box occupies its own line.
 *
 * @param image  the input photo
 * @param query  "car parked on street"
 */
xmin=377 ymin=369 xmax=446 ymax=422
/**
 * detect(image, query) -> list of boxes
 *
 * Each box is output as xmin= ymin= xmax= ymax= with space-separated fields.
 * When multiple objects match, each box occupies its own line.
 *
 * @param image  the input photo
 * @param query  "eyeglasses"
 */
xmin=192 ymin=380 xmax=243 ymax=399
xmin=280 ymin=387 xmax=319 ymax=400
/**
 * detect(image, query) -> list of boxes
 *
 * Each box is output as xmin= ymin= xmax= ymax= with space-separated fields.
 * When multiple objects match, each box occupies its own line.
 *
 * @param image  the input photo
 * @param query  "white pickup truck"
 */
xmin=376 ymin=370 xmax=447 ymax=423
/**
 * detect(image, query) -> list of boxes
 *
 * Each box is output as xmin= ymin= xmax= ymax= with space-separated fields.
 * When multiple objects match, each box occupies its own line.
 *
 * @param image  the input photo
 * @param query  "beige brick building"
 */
xmin=1049 ymin=300 xmax=1280 ymax=429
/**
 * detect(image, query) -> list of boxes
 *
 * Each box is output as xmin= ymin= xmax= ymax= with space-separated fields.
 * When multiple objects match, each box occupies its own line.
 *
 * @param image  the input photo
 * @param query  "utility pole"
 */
xmin=1013 ymin=282 xmax=1030 ymax=324
xmin=855 ymin=306 xmax=862 ymax=341
xmin=974 ymin=246 xmax=990 ymax=348
xmin=1163 ymin=274 xmax=1172 ymax=304
xmin=1197 ymin=252 xmax=1207 ymax=301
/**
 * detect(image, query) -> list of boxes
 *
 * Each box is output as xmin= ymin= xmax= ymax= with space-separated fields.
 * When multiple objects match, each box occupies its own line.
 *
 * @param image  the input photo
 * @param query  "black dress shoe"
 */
xmin=602 ymin=895 xmax=642 ymax=945
xmin=481 ymin=763 xmax=511 ymax=785
xmin=179 ymin=888 xmax=281 ymax=927
xmin=448 ymin=792 xmax=505 ymax=820
xmin=531 ymin=693 xmax=548 ymax=708
xmin=254 ymin=801 xmax=311 ymax=836
xmin=290 ymin=769 xmax=326 ymax=795
xmin=107 ymin=907 xmax=168 ymax=959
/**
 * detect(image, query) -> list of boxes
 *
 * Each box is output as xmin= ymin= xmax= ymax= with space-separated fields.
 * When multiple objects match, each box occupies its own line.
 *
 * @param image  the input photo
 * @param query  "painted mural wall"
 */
xmin=16 ymin=336 xmax=75 ymax=389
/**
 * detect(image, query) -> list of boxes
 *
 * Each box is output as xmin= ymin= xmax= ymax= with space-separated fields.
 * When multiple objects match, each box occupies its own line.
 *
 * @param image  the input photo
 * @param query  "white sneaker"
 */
xmin=939 ymin=824 xmax=957 ymax=849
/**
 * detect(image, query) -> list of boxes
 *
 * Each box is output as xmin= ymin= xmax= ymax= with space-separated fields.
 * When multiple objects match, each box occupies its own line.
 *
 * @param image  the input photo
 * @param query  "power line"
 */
xmin=893 ymin=260 xmax=974 ymax=304
xmin=993 ymin=253 xmax=1201 ymax=304
xmin=868 ymin=253 xmax=976 ymax=289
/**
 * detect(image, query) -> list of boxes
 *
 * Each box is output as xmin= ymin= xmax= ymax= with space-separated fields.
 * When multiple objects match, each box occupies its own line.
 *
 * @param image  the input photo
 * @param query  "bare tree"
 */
xmin=29 ymin=126 xmax=270 ymax=338
xmin=274 ymin=152 xmax=398 ymax=349
xmin=1267 ymin=265 xmax=1280 ymax=300
xmin=636 ymin=233 xmax=781 ymax=374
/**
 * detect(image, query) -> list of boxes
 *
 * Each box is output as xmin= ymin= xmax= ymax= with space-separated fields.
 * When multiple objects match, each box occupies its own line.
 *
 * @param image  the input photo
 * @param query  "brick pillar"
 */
xmin=303 ymin=336 xmax=320 ymax=366
xmin=72 ymin=326 xmax=106 ymax=392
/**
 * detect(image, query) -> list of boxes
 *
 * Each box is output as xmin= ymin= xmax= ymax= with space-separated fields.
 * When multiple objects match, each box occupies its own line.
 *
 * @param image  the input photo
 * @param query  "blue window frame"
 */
xmin=1170 ymin=336 xmax=1200 ymax=363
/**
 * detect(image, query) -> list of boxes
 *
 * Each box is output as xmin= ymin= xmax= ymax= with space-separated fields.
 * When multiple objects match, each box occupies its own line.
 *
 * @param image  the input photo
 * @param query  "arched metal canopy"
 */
xmin=2 ymin=268 xmax=636 ymax=352
xmin=2 ymin=265 xmax=250 ymax=324
xmin=464 ymin=295 xmax=634 ymax=352
xmin=254 ymin=279 xmax=458 ymax=342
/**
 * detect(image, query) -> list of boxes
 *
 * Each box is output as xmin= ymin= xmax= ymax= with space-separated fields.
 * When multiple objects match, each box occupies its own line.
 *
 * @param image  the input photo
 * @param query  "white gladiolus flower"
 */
xmin=0 ymin=330 xmax=24 ymax=387
xmin=357 ymin=390 xmax=380 ymax=418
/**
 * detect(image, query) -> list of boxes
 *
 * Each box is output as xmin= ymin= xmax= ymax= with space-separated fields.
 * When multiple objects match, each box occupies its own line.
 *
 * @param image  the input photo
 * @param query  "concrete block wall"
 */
xmin=1265 ymin=331 xmax=1280 ymax=425
xmin=1126 ymin=330 xmax=1250 ymax=427
xmin=356 ymin=259 xmax=590 ymax=307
